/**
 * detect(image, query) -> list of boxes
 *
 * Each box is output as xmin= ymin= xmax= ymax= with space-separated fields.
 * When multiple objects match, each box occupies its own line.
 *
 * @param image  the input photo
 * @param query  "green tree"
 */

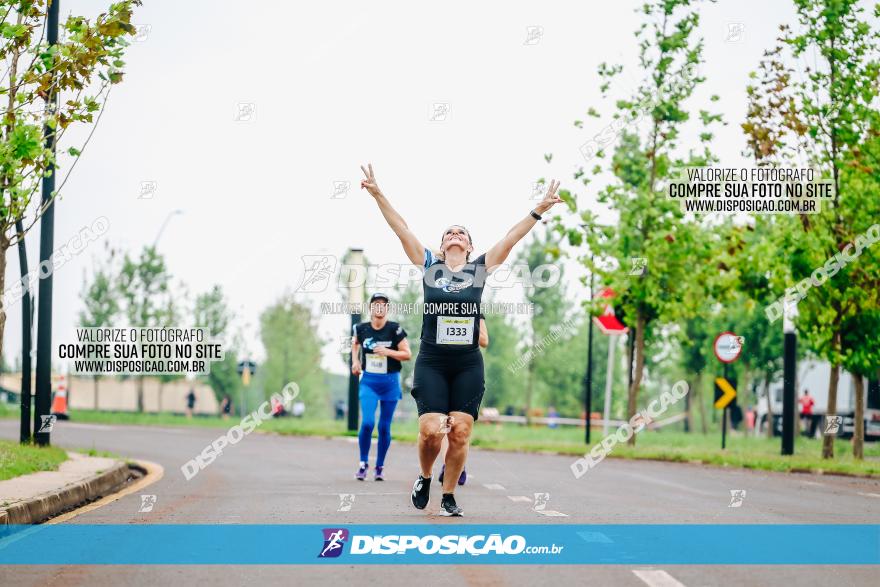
xmin=559 ymin=0 xmax=723 ymax=444
xmin=259 ymin=295 xmax=325 ymax=413
xmin=742 ymin=0 xmax=880 ymax=459
xmin=194 ymin=285 xmax=240 ymax=405
xmin=515 ymin=229 xmax=568 ymax=423
xmin=78 ymin=241 xmax=119 ymax=409
xmin=0 ymin=0 xmax=139 ymax=361
xmin=117 ymin=246 xmax=176 ymax=412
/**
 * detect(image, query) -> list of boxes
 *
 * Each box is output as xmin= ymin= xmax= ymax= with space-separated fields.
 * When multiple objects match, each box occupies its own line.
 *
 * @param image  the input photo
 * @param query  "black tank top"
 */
xmin=420 ymin=249 xmax=488 ymax=354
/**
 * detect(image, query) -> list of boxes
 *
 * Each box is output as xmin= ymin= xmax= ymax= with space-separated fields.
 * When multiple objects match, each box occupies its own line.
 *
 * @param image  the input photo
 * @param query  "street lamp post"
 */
xmin=584 ymin=261 xmax=594 ymax=444
xmin=781 ymin=302 xmax=797 ymax=455
xmin=34 ymin=0 xmax=60 ymax=446
xmin=346 ymin=249 xmax=365 ymax=432
xmin=154 ymin=209 xmax=184 ymax=248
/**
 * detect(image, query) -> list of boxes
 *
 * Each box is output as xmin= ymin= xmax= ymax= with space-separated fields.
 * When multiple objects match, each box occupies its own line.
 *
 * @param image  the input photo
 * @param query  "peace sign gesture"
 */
xmin=360 ymin=163 xmax=382 ymax=198
xmin=534 ymin=179 xmax=562 ymax=215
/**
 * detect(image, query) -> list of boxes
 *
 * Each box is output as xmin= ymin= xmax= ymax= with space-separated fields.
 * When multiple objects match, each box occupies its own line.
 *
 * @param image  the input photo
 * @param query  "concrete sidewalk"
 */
xmin=0 ymin=452 xmax=130 ymax=524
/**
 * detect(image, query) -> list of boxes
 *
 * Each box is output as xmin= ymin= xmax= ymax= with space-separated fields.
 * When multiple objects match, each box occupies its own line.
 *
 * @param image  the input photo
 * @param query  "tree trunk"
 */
xmin=626 ymin=314 xmax=647 ymax=446
xmin=691 ymin=371 xmax=708 ymax=434
xmin=822 ymin=358 xmax=840 ymax=459
xmin=764 ymin=375 xmax=773 ymax=439
xmin=137 ymin=375 xmax=145 ymax=412
xmin=525 ymin=361 xmax=535 ymax=426
xmin=684 ymin=384 xmax=693 ymax=433
xmin=0 ymin=234 xmax=8 ymax=363
xmin=854 ymin=374 xmax=865 ymax=460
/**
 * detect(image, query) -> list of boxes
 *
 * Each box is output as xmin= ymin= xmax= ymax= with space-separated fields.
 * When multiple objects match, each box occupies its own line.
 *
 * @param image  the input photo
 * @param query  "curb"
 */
xmin=0 ymin=460 xmax=132 ymax=525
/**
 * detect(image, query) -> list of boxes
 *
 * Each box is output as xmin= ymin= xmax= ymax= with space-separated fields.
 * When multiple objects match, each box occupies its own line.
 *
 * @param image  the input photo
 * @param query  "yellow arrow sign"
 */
xmin=714 ymin=377 xmax=736 ymax=409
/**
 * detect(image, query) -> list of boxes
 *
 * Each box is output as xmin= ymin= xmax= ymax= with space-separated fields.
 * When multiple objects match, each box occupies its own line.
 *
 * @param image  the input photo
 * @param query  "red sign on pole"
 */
xmin=593 ymin=288 xmax=628 ymax=335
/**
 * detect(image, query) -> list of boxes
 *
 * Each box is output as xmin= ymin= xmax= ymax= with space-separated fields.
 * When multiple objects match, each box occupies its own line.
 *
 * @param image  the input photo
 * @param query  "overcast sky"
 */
xmin=3 ymin=0 xmax=835 ymax=375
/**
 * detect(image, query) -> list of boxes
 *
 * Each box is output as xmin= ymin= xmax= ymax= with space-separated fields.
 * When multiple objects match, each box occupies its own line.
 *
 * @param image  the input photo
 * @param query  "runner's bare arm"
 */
xmin=374 ymin=338 xmax=412 ymax=361
xmin=485 ymin=179 xmax=561 ymax=269
xmin=360 ymin=163 xmax=425 ymax=266
xmin=351 ymin=337 xmax=362 ymax=375
xmin=479 ymin=319 xmax=488 ymax=348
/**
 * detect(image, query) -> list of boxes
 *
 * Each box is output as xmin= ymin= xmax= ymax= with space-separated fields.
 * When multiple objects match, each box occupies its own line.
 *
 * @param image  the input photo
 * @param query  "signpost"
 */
xmin=594 ymin=288 xmax=628 ymax=437
xmin=237 ymin=360 xmax=256 ymax=416
xmin=713 ymin=332 xmax=743 ymax=450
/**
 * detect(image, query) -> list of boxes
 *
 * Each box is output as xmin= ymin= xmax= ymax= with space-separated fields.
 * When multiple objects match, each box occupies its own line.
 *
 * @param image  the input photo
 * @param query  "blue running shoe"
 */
xmin=356 ymin=461 xmax=368 ymax=481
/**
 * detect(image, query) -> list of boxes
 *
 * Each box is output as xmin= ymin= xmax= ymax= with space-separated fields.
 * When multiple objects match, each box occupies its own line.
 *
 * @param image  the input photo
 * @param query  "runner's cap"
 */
xmin=370 ymin=292 xmax=390 ymax=303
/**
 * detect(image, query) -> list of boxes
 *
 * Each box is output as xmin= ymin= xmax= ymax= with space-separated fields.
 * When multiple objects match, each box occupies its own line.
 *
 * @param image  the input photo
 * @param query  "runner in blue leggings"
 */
xmin=351 ymin=292 xmax=412 ymax=480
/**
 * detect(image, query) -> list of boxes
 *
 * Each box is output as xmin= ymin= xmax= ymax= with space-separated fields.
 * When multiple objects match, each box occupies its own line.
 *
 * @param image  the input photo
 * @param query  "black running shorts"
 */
xmin=411 ymin=344 xmax=485 ymax=421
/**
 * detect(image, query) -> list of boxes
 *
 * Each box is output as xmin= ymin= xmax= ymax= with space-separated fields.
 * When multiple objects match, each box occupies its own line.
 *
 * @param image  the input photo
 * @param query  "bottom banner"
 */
xmin=0 ymin=524 xmax=877 ymax=565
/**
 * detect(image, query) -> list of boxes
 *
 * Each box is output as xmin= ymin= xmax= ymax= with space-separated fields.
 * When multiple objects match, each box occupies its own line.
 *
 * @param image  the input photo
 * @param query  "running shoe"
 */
xmin=439 ymin=493 xmax=463 ymax=517
xmin=374 ymin=465 xmax=384 ymax=481
xmin=356 ymin=462 xmax=368 ymax=481
xmin=438 ymin=464 xmax=467 ymax=486
xmin=411 ymin=475 xmax=431 ymax=509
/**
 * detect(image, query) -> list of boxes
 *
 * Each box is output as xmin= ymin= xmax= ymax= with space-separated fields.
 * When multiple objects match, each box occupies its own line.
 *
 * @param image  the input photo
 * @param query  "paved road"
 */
xmin=1 ymin=419 xmax=878 ymax=586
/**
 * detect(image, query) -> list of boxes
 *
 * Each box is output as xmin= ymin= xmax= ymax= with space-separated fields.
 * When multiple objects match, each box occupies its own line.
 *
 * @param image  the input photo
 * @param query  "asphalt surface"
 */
xmin=1 ymin=419 xmax=879 ymax=586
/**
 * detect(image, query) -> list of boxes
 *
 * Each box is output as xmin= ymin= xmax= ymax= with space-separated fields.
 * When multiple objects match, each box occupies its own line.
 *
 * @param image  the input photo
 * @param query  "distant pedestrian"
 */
xmin=547 ymin=405 xmax=559 ymax=429
xmin=185 ymin=389 xmax=196 ymax=419
xmin=799 ymin=390 xmax=816 ymax=436
xmin=335 ymin=399 xmax=346 ymax=421
xmin=220 ymin=394 xmax=232 ymax=420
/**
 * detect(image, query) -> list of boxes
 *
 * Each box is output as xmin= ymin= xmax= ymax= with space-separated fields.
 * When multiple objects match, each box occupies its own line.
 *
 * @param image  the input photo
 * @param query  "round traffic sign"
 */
xmin=713 ymin=331 xmax=743 ymax=363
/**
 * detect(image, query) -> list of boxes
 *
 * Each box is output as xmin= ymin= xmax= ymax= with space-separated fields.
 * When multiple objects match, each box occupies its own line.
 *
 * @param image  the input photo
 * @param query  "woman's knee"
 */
xmin=448 ymin=422 xmax=473 ymax=446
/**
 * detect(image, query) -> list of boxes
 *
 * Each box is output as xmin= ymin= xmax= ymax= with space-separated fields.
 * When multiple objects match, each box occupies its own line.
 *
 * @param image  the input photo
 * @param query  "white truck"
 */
xmin=755 ymin=360 xmax=880 ymax=439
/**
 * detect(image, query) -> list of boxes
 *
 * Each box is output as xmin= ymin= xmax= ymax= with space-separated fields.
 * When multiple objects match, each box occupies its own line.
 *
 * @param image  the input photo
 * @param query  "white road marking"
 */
xmin=632 ymin=569 xmax=687 ymax=587
xmin=318 ymin=492 xmax=407 ymax=496
xmin=61 ymin=423 xmax=117 ymax=431
xmin=857 ymin=492 xmax=880 ymax=498
xmin=507 ymin=496 xmax=532 ymax=503
xmin=483 ymin=483 xmax=506 ymax=491
xmin=801 ymin=480 xmax=824 ymax=487
xmin=535 ymin=510 xmax=568 ymax=517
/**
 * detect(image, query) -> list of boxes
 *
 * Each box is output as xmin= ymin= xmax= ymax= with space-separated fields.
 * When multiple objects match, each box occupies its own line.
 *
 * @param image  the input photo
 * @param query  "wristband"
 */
xmin=530 ymin=210 xmax=542 ymax=221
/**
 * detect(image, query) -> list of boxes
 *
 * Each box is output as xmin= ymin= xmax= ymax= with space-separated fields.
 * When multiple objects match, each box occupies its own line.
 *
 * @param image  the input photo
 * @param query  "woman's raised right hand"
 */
xmin=360 ymin=163 xmax=382 ymax=198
